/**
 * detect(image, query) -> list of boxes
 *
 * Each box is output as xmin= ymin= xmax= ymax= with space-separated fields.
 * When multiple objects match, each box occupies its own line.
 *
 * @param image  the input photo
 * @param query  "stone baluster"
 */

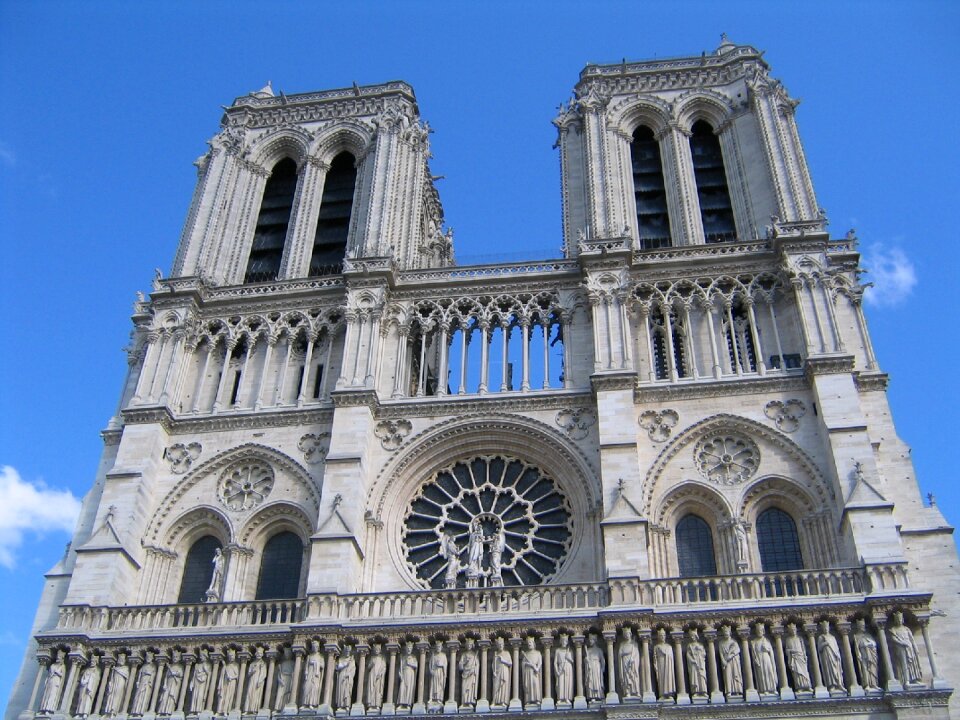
xmin=540 ymin=637 xmax=554 ymax=711
xmin=704 ymin=630 xmax=724 ymax=704
xmin=320 ymin=645 xmax=338 ymax=715
xmin=737 ymin=627 xmax=759 ymax=702
xmin=476 ymin=639 xmax=491 ymax=713
xmin=572 ymin=635 xmax=587 ymax=710
xmin=383 ymin=643 xmax=398 ymax=714
xmin=351 ymin=645 xmax=368 ymax=715
xmin=601 ymin=631 xmax=619 ymax=705
xmin=918 ymin=617 xmax=948 ymax=689
xmin=770 ymin=626 xmax=794 ymax=700
xmin=444 ymin=641 xmax=459 ymax=713
xmin=837 ymin=623 xmax=864 ymax=697
xmin=639 ymin=630 xmax=655 ymax=703
xmin=803 ymin=624 xmax=829 ymax=698
xmin=672 ymin=631 xmax=690 ymax=705
xmin=414 ymin=642 xmax=429 ymax=714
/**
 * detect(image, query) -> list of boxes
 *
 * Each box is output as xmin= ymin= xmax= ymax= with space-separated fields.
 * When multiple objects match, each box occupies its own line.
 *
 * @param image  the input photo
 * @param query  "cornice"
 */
xmin=591 ymin=372 xmax=638 ymax=393
xmin=853 ymin=372 xmax=890 ymax=393
xmin=330 ymin=389 xmax=379 ymax=409
xmin=377 ymin=390 xmax=594 ymax=420
xmin=635 ymin=374 xmax=806 ymax=403
xmin=804 ymin=355 xmax=856 ymax=379
xmin=121 ymin=405 xmax=333 ymax=434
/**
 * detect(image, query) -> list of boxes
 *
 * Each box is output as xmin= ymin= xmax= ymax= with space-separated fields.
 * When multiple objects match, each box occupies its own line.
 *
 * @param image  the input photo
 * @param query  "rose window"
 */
xmin=694 ymin=432 xmax=759 ymax=485
xmin=402 ymin=456 xmax=573 ymax=589
xmin=217 ymin=461 xmax=274 ymax=511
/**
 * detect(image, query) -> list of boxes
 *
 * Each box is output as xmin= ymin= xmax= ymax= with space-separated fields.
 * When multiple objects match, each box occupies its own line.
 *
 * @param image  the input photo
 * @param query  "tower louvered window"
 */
xmin=310 ymin=152 xmax=356 ymax=276
xmin=690 ymin=120 xmax=736 ymax=243
xmin=245 ymin=158 xmax=298 ymax=283
xmin=630 ymin=126 xmax=671 ymax=249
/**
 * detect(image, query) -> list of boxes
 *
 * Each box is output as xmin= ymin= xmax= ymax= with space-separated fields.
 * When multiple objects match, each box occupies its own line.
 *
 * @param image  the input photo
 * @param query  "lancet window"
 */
xmin=177 ymin=535 xmax=222 ymax=604
xmin=756 ymin=507 xmax=804 ymax=572
xmin=630 ymin=125 xmax=671 ymax=249
xmin=310 ymin=152 xmax=356 ymax=276
xmin=245 ymin=158 xmax=298 ymax=283
xmin=255 ymin=531 xmax=304 ymax=600
xmin=689 ymin=120 xmax=736 ymax=243
xmin=675 ymin=514 xmax=718 ymax=577
xmin=650 ymin=304 xmax=689 ymax=381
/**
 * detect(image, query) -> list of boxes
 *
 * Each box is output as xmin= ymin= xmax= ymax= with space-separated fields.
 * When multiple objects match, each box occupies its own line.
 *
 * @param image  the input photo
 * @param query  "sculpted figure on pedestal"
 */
xmin=428 ymin=640 xmax=447 ymax=704
xmin=245 ymin=646 xmax=268 ymax=712
xmin=458 ymin=638 xmax=479 ymax=706
xmin=397 ymin=642 xmax=418 ymax=708
xmin=366 ymin=645 xmax=386 ymax=708
xmin=157 ymin=651 xmax=184 ymax=714
xmin=218 ymin=649 xmax=240 ymax=713
xmin=491 ymin=637 xmax=512 ymax=707
xmin=520 ymin=637 xmax=542 ymax=704
xmin=685 ymin=629 xmax=708 ymax=697
xmin=274 ymin=648 xmax=295 ymax=711
xmin=750 ymin=626 xmax=777 ymax=694
xmin=553 ymin=635 xmax=574 ymax=704
xmin=652 ymin=629 xmax=675 ymax=699
xmin=584 ymin=635 xmax=605 ymax=701
xmin=103 ymin=653 xmax=130 ymax=716
xmin=334 ymin=646 xmax=356 ymax=710
xmin=852 ymin=619 xmax=880 ymax=690
xmin=205 ymin=548 xmax=225 ymax=602
xmin=617 ymin=627 xmax=641 ymax=698
xmin=40 ymin=651 xmax=66 ymax=714
xmin=76 ymin=656 xmax=102 ymax=717
xmin=189 ymin=649 xmax=212 ymax=713
xmin=489 ymin=526 xmax=506 ymax=586
xmin=888 ymin=612 xmax=923 ymax=685
xmin=302 ymin=641 xmax=325 ymax=708
xmin=466 ymin=523 xmax=485 ymax=583
xmin=718 ymin=626 xmax=743 ymax=696
xmin=816 ymin=621 xmax=844 ymax=692
xmin=130 ymin=651 xmax=158 ymax=715
xmin=439 ymin=531 xmax=461 ymax=589
xmin=783 ymin=624 xmax=811 ymax=691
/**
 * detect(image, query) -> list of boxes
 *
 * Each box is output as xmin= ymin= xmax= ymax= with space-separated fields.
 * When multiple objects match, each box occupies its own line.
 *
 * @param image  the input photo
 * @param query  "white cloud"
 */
xmin=0 ymin=466 xmax=80 ymax=569
xmin=861 ymin=245 xmax=917 ymax=308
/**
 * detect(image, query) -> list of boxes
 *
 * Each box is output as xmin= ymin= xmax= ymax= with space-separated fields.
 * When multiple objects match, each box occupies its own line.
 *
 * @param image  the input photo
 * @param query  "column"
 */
xmin=158 ymin=332 xmax=185 ymax=404
xmin=274 ymin=335 xmax=295 ymax=405
xmin=235 ymin=652 xmax=250 ymax=714
xmin=540 ymin=637 xmax=554 ymax=710
xmin=204 ymin=654 xmax=221 ymax=713
xmin=177 ymin=657 xmax=193 ymax=712
xmin=918 ymin=618 xmax=948 ymax=689
xmin=766 ymin=300 xmax=786 ymax=371
xmin=191 ymin=343 xmax=213 ymax=412
xmin=703 ymin=302 xmax=723 ymax=378
xmin=560 ymin=313 xmax=573 ymax=389
xmin=602 ymin=631 xmax=619 ymax=705
xmin=212 ymin=340 xmax=236 ymax=412
xmin=320 ymin=645 xmax=338 ymax=715
xmin=319 ymin=330 xmax=335 ymax=400
xmin=289 ymin=645 xmax=305 ymax=710
xmin=820 ymin=278 xmax=844 ymax=351
xmin=663 ymin=304 xmax=678 ymax=380
xmin=131 ymin=332 xmax=159 ymax=404
xmin=365 ymin=312 xmax=383 ymax=386
xmin=738 ymin=628 xmax=759 ymax=702
xmin=444 ymin=642 xmax=458 ymax=713
xmin=436 ymin=323 xmax=449 ymax=396
xmin=476 ymin=640 xmax=490 ymax=714
xmin=837 ymin=623 xmax=863 ymax=697
xmin=414 ymin=642 xmax=428 ymax=715
xmin=263 ymin=651 xmax=277 ymax=712
xmin=499 ymin=321 xmax=510 ymax=391
xmin=572 ymin=636 xmax=586 ymax=710
xmin=639 ymin=630 xmax=655 ymax=703
xmin=383 ymin=643 xmax=398 ymax=715
xmin=122 ymin=656 xmax=140 ymax=715
xmin=59 ymin=652 xmax=85 ymax=713
xmin=508 ymin=638 xmax=522 ymax=711
xmin=806 ymin=280 xmax=828 ymax=353
xmin=672 ymin=632 xmax=690 ymax=705
xmin=253 ymin=337 xmax=276 ymax=410
xmin=704 ymin=631 xmax=724 ymax=704
xmin=681 ymin=303 xmax=699 ymax=379
xmin=457 ymin=328 xmax=468 ymax=395
xmin=146 ymin=333 xmax=170 ymax=402
xmin=520 ymin=319 xmax=531 ymax=391
xmin=170 ymin=335 xmax=196 ymax=410
xmin=416 ymin=330 xmax=428 ymax=397
xmin=29 ymin=656 xmax=51 ymax=714
xmin=804 ymin=624 xmax=829 ymax=698
xmin=392 ymin=328 xmax=409 ymax=398
xmin=350 ymin=646 xmax=367 ymax=716
xmin=771 ymin=626 xmax=794 ymax=700
xmin=744 ymin=298 xmax=766 ymax=374
xmin=542 ymin=320 xmax=551 ymax=387
xmin=96 ymin=658 xmax=114 ymax=715
xmin=852 ymin=298 xmax=877 ymax=370
xmin=296 ymin=335 xmax=315 ymax=406
xmin=724 ymin=302 xmax=742 ymax=374
xmin=349 ymin=313 xmax=365 ymax=386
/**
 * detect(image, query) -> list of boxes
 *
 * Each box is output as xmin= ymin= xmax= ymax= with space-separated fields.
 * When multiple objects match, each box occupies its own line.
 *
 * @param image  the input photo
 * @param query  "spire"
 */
xmin=717 ymin=32 xmax=736 ymax=55
xmin=252 ymin=80 xmax=274 ymax=99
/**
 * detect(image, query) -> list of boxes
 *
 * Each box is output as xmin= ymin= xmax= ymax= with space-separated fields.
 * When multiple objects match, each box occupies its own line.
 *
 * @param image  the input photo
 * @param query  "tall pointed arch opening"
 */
xmin=310 ymin=151 xmax=356 ymax=276
xmin=245 ymin=157 xmax=298 ymax=283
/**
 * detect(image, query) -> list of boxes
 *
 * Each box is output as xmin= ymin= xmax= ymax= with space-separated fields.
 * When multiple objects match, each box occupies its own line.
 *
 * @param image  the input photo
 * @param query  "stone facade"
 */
xmin=7 ymin=38 xmax=959 ymax=720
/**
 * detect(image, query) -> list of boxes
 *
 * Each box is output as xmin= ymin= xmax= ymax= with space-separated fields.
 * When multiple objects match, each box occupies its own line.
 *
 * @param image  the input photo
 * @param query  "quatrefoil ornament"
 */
xmin=298 ymin=433 xmax=330 ymax=464
xmin=164 ymin=442 xmax=201 ymax=474
xmin=764 ymin=399 xmax=807 ymax=433
xmin=374 ymin=419 xmax=413 ymax=451
xmin=556 ymin=408 xmax=597 ymax=440
xmin=639 ymin=409 xmax=679 ymax=442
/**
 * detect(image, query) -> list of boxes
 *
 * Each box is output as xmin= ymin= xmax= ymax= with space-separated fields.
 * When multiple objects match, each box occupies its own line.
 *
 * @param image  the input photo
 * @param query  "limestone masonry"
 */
xmin=7 ymin=37 xmax=959 ymax=720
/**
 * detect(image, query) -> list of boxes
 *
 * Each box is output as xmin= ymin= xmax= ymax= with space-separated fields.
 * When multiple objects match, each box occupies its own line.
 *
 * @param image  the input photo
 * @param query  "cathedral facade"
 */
xmin=7 ymin=39 xmax=959 ymax=720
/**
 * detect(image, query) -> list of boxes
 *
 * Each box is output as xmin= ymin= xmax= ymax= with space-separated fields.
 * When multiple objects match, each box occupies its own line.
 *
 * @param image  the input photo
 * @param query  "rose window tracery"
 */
xmin=694 ymin=432 xmax=759 ymax=485
xmin=402 ymin=456 xmax=572 ymax=589
xmin=217 ymin=460 xmax=275 ymax=511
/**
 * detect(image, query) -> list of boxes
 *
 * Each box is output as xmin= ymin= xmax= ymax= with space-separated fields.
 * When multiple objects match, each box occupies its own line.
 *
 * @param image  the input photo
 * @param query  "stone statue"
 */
xmin=718 ymin=626 xmax=743 ymax=696
xmin=103 ymin=653 xmax=130 ymax=716
xmin=489 ymin=526 xmax=506 ymax=585
xmin=584 ymin=635 xmax=605 ymax=701
xmin=491 ymin=637 xmax=512 ymax=707
xmin=467 ymin=523 xmax=485 ymax=580
xmin=750 ymin=626 xmax=777 ymax=694
xmin=366 ymin=645 xmax=386 ymax=708
xmin=218 ymin=649 xmax=240 ymax=713
xmin=617 ymin=627 xmax=641 ymax=698
xmin=206 ymin=548 xmax=225 ymax=602
xmin=397 ymin=642 xmax=418 ymax=708
xmin=189 ymin=649 xmax=212 ymax=713
xmin=852 ymin=619 xmax=880 ymax=690
xmin=130 ymin=651 xmax=158 ymax=715
xmin=245 ymin=646 xmax=268 ymax=712
xmin=274 ymin=647 xmax=295 ymax=711
xmin=816 ymin=621 xmax=844 ymax=691
xmin=75 ymin=656 xmax=102 ymax=717
xmin=553 ymin=634 xmax=574 ymax=704
xmin=334 ymin=646 xmax=356 ymax=710
xmin=39 ymin=652 xmax=66 ymax=714
xmin=157 ymin=651 xmax=184 ymax=714
xmin=439 ymin=531 xmax=461 ymax=589
xmin=520 ymin=637 xmax=542 ymax=704
xmin=458 ymin=638 xmax=479 ymax=706
xmin=652 ymin=628 xmax=675 ymax=699
xmin=428 ymin=640 xmax=447 ymax=704
xmin=302 ymin=640 xmax=325 ymax=708
xmin=783 ymin=624 xmax=811 ymax=691
xmin=888 ymin=612 xmax=923 ymax=685
xmin=685 ymin=629 xmax=708 ymax=697
xmin=733 ymin=521 xmax=748 ymax=565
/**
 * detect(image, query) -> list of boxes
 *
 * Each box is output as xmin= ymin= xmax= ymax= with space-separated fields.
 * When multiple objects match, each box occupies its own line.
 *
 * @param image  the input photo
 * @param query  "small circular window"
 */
xmin=402 ymin=456 xmax=572 ymax=589
xmin=217 ymin=460 xmax=274 ymax=511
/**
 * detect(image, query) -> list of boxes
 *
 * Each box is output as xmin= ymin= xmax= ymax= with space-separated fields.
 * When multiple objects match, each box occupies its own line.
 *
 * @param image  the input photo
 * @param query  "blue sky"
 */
xmin=1 ymin=0 xmax=958 ymax=705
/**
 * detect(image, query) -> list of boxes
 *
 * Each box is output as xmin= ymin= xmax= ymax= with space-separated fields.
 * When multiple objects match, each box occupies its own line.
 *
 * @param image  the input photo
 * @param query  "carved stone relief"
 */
xmin=763 ymin=399 xmax=806 ymax=432
xmin=638 ymin=409 xmax=679 ymax=442
xmin=374 ymin=419 xmax=413 ymax=451
xmin=164 ymin=442 xmax=202 ymax=474
xmin=298 ymin=433 xmax=330 ymax=464
xmin=555 ymin=408 xmax=596 ymax=440
xmin=217 ymin=460 xmax=275 ymax=511
xmin=693 ymin=431 xmax=759 ymax=485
